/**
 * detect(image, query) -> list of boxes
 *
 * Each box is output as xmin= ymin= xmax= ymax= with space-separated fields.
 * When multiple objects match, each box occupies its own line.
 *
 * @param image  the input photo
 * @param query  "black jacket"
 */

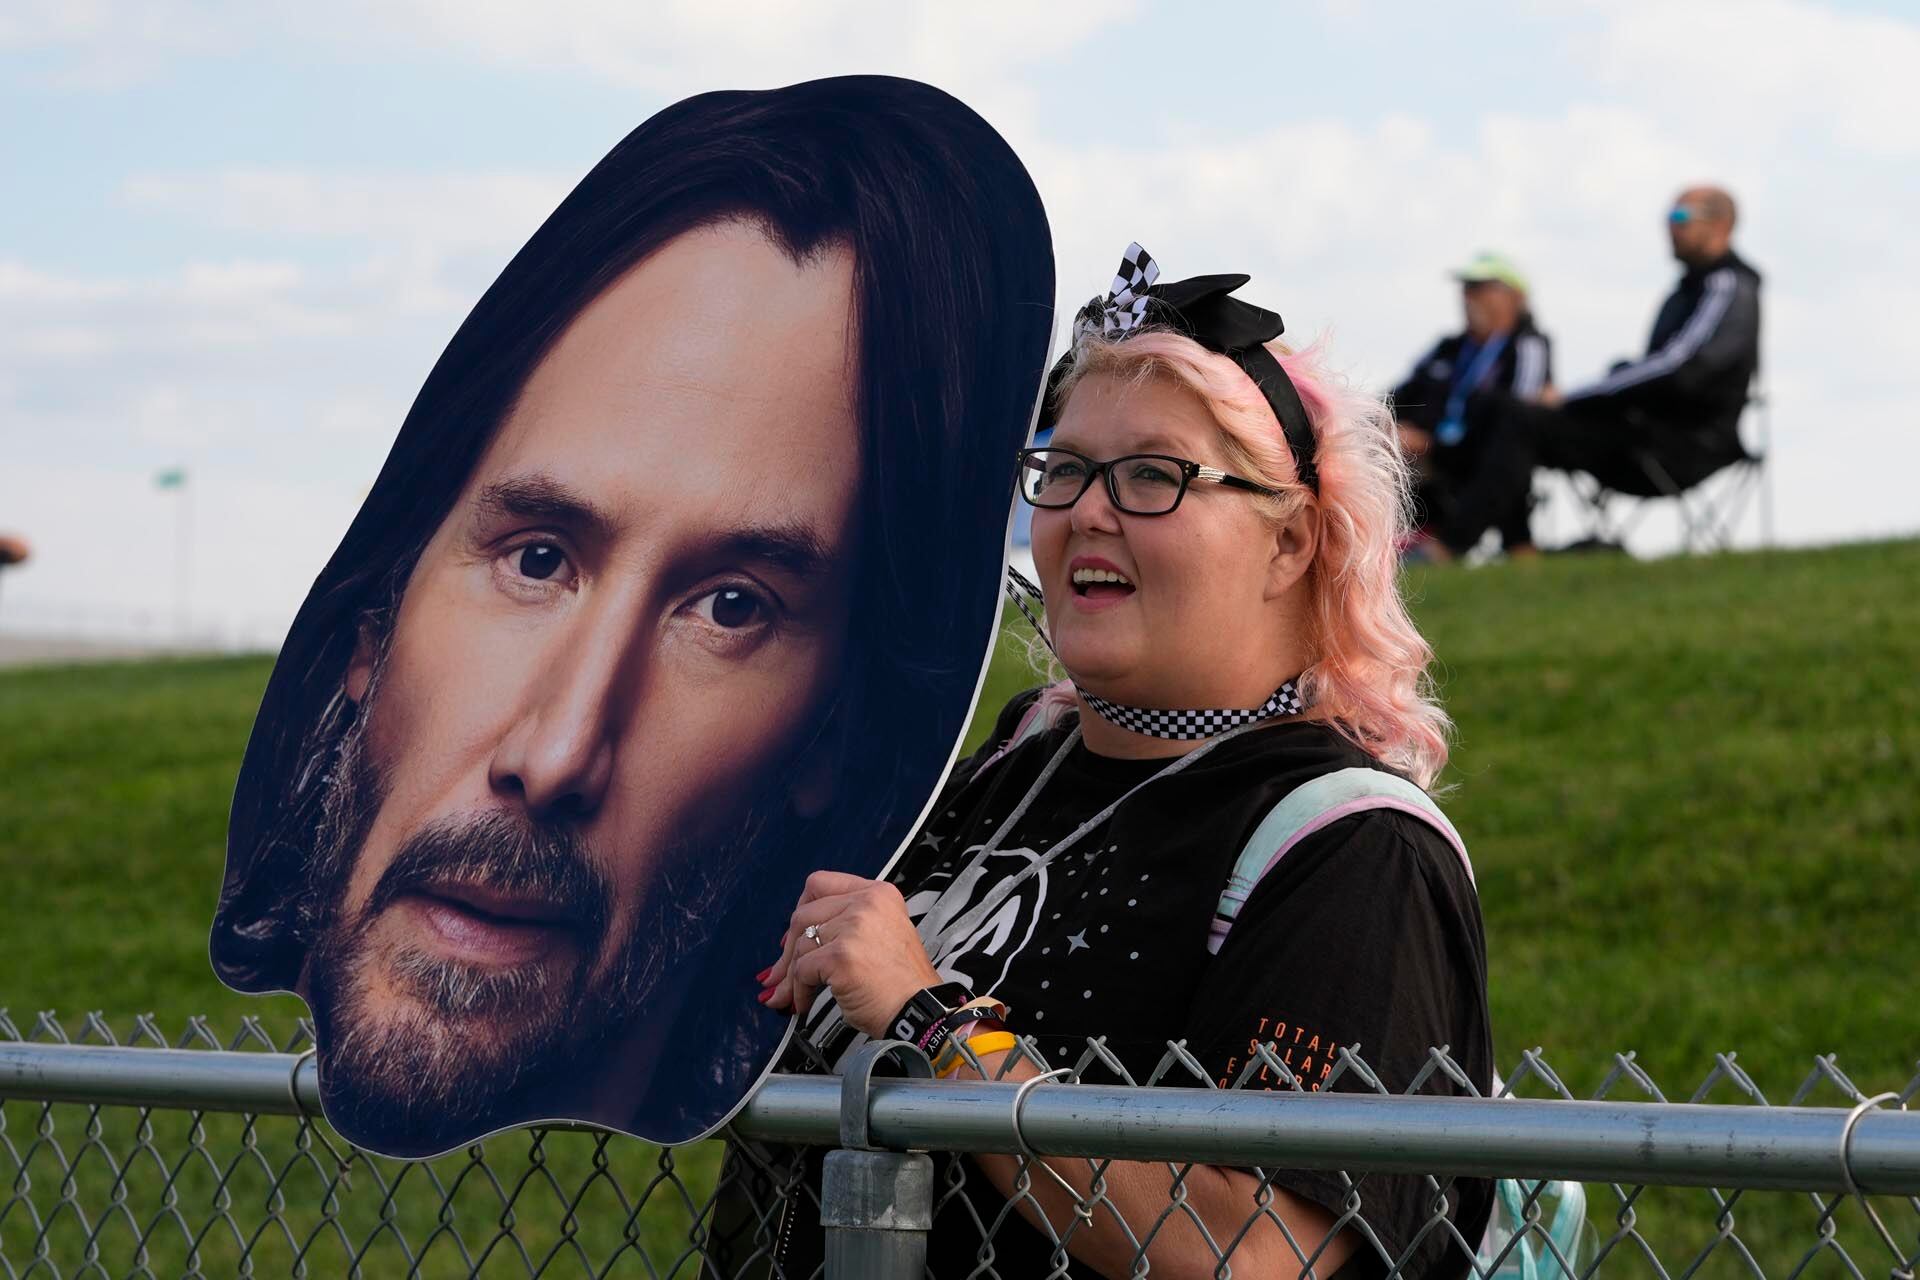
xmin=1567 ymin=249 xmax=1762 ymax=442
xmin=1392 ymin=316 xmax=1553 ymax=438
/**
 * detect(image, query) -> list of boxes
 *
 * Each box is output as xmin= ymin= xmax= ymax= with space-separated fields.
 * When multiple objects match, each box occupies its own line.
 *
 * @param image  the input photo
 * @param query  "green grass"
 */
xmin=4 ymin=539 xmax=1918 ymax=1275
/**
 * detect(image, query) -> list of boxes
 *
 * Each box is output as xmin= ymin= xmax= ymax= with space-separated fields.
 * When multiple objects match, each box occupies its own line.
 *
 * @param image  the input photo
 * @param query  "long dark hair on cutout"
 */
xmin=212 ymin=76 xmax=1054 ymax=1001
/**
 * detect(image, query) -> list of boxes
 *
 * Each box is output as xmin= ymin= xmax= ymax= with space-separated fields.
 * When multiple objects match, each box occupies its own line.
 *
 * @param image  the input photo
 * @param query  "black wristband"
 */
xmin=888 ymin=981 xmax=976 ymax=1048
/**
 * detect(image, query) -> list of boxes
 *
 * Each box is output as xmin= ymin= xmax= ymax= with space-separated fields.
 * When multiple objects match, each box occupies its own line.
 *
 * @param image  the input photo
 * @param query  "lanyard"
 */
xmin=920 ymin=720 xmax=1258 ymax=962
xmin=797 ymin=719 xmax=1259 ymax=1065
xmin=1438 ymin=333 xmax=1510 ymax=444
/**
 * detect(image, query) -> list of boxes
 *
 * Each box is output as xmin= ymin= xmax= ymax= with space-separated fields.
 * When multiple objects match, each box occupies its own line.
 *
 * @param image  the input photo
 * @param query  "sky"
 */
xmin=2 ymin=0 xmax=1916 ymax=647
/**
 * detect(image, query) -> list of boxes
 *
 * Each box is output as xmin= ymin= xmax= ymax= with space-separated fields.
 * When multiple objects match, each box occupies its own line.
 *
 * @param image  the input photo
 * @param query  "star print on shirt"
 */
xmin=1066 ymin=930 xmax=1089 ymax=953
xmin=914 ymin=831 xmax=944 ymax=853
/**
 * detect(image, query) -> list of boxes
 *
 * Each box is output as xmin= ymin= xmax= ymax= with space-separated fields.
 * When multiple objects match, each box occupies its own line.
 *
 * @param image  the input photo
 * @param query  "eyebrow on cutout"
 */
xmin=475 ymin=473 xmax=618 ymax=543
xmin=707 ymin=523 xmax=834 ymax=579
xmin=475 ymin=472 xmax=833 ymax=578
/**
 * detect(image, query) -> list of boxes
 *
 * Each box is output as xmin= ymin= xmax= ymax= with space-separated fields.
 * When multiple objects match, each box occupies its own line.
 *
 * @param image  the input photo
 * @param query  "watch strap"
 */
xmin=887 ymin=981 xmax=975 ymax=1047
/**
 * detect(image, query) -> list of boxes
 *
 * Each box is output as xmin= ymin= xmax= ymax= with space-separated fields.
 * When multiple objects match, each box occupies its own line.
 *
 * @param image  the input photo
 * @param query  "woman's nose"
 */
xmin=1068 ymin=468 xmax=1123 ymax=535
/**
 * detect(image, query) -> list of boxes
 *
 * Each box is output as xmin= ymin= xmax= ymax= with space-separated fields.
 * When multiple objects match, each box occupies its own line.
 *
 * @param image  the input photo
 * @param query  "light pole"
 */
xmin=155 ymin=468 xmax=189 ymax=640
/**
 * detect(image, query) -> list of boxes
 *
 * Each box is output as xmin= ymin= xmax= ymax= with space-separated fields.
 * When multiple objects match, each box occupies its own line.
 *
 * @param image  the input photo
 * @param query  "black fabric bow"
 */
xmin=1047 ymin=243 xmax=1318 ymax=493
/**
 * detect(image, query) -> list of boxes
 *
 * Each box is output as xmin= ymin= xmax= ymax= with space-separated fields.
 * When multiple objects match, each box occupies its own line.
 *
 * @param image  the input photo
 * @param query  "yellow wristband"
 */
xmin=931 ymin=1019 xmax=1005 ymax=1073
xmin=935 ymin=1030 xmax=1018 ymax=1078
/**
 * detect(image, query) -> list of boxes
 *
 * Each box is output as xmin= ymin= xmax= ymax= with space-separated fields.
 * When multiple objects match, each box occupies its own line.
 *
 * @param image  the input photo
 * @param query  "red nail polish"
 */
xmin=756 ymin=989 xmax=774 ymax=1004
xmin=755 ymin=967 xmax=773 ymax=984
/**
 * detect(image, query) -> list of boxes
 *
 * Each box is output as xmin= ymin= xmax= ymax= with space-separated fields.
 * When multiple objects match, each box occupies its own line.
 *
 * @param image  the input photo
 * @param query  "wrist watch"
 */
xmin=889 ymin=981 xmax=976 ymax=1048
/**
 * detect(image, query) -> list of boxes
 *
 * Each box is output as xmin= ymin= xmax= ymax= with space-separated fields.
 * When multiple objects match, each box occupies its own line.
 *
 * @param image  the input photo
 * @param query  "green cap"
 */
xmin=1451 ymin=251 xmax=1529 ymax=294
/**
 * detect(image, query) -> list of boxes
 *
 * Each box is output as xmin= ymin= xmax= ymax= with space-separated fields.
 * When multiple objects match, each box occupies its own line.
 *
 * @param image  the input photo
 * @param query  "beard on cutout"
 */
xmin=299 ymin=679 xmax=792 ymax=1157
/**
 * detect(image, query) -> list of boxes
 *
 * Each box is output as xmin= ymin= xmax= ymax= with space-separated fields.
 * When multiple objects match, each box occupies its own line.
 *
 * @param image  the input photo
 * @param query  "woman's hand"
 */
xmin=759 ymin=870 xmax=944 ymax=1038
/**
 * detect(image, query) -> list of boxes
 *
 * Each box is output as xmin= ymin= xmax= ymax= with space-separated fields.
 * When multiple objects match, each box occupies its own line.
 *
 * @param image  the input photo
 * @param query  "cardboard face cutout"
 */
xmin=209 ymin=76 xmax=1054 ymax=1156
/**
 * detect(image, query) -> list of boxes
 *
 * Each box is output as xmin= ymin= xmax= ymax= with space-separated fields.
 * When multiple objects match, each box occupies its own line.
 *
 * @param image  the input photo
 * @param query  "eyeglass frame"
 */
xmin=1015 ymin=446 xmax=1283 ymax=516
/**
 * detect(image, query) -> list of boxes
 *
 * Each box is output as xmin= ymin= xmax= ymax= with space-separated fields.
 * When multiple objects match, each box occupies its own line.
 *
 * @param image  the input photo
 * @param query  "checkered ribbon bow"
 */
xmin=1052 ymin=240 xmax=1319 ymax=493
xmin=1073 ymin=242 xmax=1162 ymax=341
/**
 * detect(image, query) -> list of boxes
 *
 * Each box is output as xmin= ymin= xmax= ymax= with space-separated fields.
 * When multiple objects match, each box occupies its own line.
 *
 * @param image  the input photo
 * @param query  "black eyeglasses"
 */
xmin=1016 ymin=447 xmax=1281 ymax=516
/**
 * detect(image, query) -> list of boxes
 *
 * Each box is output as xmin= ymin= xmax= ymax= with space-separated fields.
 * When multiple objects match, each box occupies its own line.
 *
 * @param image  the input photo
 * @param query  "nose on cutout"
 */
xmin=488 ymin=672 xmax=620 ymax=822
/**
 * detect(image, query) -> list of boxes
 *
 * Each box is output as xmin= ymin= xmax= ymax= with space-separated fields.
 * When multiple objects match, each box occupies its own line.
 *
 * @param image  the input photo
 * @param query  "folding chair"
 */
xmin=1556 ymin=392 xmax=1772 ymax=555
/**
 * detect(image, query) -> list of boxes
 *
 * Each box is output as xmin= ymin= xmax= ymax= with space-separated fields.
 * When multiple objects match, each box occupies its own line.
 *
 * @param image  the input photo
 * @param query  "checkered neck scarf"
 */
xmin=1003 ymin=566 xmax=1308 ymax=742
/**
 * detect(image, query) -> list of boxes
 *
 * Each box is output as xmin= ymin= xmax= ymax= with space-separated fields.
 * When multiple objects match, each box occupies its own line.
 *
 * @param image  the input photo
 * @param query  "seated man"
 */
xmin=1393 ymin=252 xmax=1553 ymax=554
xmin=1426 ymin=186 xmax=1761 ymax=559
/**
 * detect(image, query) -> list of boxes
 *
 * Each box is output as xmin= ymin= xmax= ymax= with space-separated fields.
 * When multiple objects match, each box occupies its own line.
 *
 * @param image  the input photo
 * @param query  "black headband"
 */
xmin=1041 ymin=243 xmax=1317 ymax=493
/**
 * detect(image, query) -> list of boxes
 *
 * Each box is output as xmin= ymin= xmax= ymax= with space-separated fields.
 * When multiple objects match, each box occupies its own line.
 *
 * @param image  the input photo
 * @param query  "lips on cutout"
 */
xmin=419 ymin=879 xmax=575 ymax=926
xmin=398 ymin=889 xmax=580 ymax=969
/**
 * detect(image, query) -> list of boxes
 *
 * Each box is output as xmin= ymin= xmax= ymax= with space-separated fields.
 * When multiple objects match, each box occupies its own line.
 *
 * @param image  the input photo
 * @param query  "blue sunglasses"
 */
xmin=1668 ymin=206 xmax=1701 ymax=225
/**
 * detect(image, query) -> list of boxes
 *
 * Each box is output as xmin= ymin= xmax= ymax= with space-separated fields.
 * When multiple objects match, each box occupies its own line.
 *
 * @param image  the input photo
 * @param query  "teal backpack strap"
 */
xmin=1208 ymin=767 xmax=1473 ymax=956
xmin=1480 ymin=1072 xmax=1590 ymax=1277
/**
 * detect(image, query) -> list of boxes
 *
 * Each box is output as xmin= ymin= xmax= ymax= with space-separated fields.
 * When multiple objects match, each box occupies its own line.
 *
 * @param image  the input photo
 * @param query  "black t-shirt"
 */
xmin=728 ymin=691 xmax=1494 ymax=1280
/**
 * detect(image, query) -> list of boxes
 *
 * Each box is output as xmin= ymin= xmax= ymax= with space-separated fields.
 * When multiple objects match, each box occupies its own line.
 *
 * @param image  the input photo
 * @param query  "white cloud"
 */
xmin=0 ymin=0 xmax=236 ymax=88
xmin=122 ymin=170 xmax=573 ymax=318
xmin=1 ymin=256 xmax=358 ymax=360
xmin=11 ymin=0 xmax=1134 ymax=148
xmin=344 ymin=0 xmax=1133 ymax=98
xmin=19 ymin=326 xmax=115 ymax=358
xmin=1579 ymin=0 xmax=1920 ymax=156
xmin=176 ymin=259 xmax=303 ymax=300
xmin=123 ymin=170 xmax=568 ymax=248
xmin=0 ymin=261 xmax=130 ymax=303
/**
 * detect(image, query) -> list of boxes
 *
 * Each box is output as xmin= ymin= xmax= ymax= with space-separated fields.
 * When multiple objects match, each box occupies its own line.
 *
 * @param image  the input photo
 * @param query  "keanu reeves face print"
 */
xmin=209 ymin=76 xmax=1054 ymax=1156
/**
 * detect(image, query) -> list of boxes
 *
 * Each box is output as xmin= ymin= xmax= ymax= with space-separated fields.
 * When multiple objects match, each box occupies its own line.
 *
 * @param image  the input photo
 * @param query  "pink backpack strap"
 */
xmin=970 ymin=687 xmax=1075 ymax=780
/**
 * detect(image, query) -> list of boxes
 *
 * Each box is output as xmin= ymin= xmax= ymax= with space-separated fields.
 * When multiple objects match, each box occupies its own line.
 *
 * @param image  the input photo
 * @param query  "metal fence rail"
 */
xmin=3 ymin=1012 xmax=1916 ymax=1280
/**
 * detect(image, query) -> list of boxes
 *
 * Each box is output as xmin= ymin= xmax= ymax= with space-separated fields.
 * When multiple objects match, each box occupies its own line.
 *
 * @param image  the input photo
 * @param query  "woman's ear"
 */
xmin=1264 ymin=501 xmax=1321 ymax=601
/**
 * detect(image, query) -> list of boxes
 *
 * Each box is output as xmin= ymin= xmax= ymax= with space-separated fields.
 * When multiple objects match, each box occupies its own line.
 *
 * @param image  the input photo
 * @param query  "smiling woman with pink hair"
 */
xmin=736 ymin=246 xmax=1494 ymax=1280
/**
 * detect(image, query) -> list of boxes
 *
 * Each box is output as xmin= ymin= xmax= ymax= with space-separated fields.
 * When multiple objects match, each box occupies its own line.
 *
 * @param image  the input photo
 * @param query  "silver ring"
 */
xmin=803 ymin=924 xmax=823 ymax=947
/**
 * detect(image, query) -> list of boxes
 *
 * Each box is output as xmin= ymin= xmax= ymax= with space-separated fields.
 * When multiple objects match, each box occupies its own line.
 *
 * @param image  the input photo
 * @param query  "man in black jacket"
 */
xmin=1424 ymin=187 xmax=1761 ymax=558
xmin=1394 ymin=252 xmax=1553 ymax=554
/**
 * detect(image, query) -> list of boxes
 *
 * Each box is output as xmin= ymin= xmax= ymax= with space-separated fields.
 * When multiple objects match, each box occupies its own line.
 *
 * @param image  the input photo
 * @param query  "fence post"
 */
xmin=820 ymin=1040 xmax=935 ymax=1279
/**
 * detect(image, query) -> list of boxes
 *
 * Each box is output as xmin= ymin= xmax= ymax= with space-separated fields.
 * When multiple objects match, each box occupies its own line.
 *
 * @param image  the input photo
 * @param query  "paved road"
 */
xmin=0 ymin=633 xmax=226 ymax=669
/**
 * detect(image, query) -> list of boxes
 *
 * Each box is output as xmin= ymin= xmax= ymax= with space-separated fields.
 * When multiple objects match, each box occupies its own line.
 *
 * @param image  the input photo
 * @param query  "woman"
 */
xmin=738 ymin=246 xmax=1493 ymax=1279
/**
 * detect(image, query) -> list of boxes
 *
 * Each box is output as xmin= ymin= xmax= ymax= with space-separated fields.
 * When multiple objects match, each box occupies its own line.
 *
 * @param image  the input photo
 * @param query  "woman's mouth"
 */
xmin=1070 ymin=565 xmax=1136 ymax=609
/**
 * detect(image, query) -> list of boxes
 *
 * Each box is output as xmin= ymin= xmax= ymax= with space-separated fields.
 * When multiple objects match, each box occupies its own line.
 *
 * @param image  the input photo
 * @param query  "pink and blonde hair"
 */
xmin=1043 ymin=328 xmax=1452 ymax=788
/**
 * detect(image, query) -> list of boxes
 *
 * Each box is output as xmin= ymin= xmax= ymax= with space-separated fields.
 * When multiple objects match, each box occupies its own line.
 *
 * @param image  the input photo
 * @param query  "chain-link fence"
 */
xmin=3 ymin=1011 xmax=1916 ymax=1279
